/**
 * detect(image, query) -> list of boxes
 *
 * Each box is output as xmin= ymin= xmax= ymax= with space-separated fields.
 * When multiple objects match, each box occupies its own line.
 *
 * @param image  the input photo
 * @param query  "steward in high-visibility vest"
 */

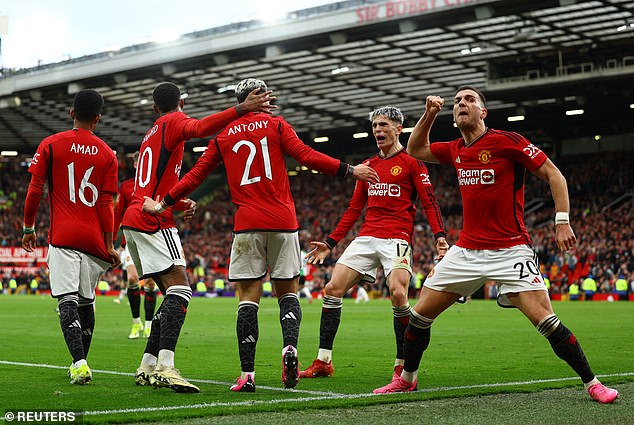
xmin=196 ymin=280 xmax=207 ymax=294
xmin=615 ymin=276 xmax=628 ymax=301
xmin=9 ymin=278 xmax=18 ymax=294
xmin=214 ymin=278 xmax=225 ymax=296
xmin=262 ymin=280 xmax=272 ymax=297
xmin=582 ymin=275 xmax=597 ymax=301
xmin=97 ymin=280 xmax=110 ymax=295
xmin=568 ymin=282 xmax=580 ymax=301
xmin=30 ymin=278 xmax=39 ymax=294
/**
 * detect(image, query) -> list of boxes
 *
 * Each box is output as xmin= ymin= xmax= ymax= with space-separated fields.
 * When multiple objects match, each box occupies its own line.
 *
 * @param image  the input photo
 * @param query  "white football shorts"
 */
xmin=47 ymin=245 xmax=111 ymax=299
xmin=423 ymin=244 xmax=547 ymax=307
xmin=120 ymin=245 xmax=135 ymax=269
xmin=337 ymin=236 xmax=413 ymax=283
xmin=229 ymin=231 xmax=300 ymax=281
xmin=123 ymin=227 xmax=186 ymax=279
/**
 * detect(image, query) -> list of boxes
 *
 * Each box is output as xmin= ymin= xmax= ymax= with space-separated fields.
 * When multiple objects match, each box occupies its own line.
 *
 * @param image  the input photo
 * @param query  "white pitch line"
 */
xmin=1 ymin=360 xmax=632 ymax=417
xmin=83 ymin=371 xmax=634 ymax=416
xmin=0 ymin=360 xmax=342 ymax=396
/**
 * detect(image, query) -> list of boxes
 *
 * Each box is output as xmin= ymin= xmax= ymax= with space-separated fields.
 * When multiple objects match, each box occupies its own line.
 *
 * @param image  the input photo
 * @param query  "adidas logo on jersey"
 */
xmin=455 ymin=156 xmax=461 ymax=163
xmin=68 ymin=320 xmax=81 ymax=329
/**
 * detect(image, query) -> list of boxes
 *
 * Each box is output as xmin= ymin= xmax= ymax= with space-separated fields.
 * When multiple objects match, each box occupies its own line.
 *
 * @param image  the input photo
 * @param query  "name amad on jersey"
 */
xmin=70 ymin=143 xmax=99 ymax=155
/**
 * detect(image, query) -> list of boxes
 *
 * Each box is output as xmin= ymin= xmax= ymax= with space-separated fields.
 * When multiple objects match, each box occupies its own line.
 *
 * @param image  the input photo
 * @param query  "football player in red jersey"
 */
xmin=143 ymin=78 xmax=379 ymax=392
xmin=122 ymin=81 xmax=274 ymax=393
xmin=22 ymin=89 xmax=120 ymax=385
xmin=299 ymin=106 xmax=448 ymax=388
xmin=113 ymin=151 xmax=157 ymax=339
xmin=372 ymin=86 xmax=619 ymax=403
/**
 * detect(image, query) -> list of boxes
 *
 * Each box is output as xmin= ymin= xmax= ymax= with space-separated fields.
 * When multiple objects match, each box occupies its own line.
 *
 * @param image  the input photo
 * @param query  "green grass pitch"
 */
xmin=0 ymin=295 xmax=632 ymax=424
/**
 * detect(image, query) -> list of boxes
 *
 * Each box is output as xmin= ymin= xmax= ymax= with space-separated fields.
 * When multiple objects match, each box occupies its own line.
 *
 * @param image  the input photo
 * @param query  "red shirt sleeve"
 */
xmin=23 ymin=173 xmax=46 ymax=227
xmin=23 ymin=141 xmax=50 ymax=227
xmin=98 ymin=193 xmax=115 ymax=233
xmin=113 ymin=184 xmax=127 ymax=237
xmin=181 ymin=107 xmax=239 ymax=141
xmin=279 ymin=119 xmax=342 ymax=175
xmin=165 ymin=139 xmax=223 ymax=205
xmin=327 ymin=180 xmax=367 ymax=245
xmin=429 ymin=141 xmax=454 ymax=164
xmin=411 ymin=160 xmax=446 ymax=238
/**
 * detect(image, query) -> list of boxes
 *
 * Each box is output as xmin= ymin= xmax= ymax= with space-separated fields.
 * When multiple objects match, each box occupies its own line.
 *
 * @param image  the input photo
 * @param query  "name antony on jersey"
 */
xmin=457 ymin=168 xmax=495 ymax=186
xmin=368 ymin=182 xmax=401 ymax=197
xmin=227 ymin=120 xmax=269 ymax=136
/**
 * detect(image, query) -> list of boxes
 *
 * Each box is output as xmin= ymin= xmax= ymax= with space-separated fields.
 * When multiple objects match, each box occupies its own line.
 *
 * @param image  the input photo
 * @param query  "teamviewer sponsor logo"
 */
xmin=368 ymin=183 xmax=401 ymax=196
xmin=457 ymin=168 xmax=495 ymax=185
xmin=481 ymin=169 xmax=495 ymax=184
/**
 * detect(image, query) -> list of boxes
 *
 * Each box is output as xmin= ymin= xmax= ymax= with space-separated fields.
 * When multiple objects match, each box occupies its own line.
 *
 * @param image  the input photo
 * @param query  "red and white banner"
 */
xmin=0 ymin=246 xmax=48 ymax=264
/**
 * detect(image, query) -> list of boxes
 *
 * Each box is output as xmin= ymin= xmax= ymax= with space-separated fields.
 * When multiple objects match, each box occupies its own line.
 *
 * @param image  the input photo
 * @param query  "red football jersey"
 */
xmin=430 ymin=128 xmax=548 ymax=250
xmin=114 ymin=178 xmax=134 ymax=242
xmin=27 ymin=128 xmax=118 ymax=261
xmin=122 ymin=108 xmax=238 ymax=232
xmin=328 ymin=149 xmax=445 ymax=245
xmin=168 ymin=113 xmax=346 ymax=232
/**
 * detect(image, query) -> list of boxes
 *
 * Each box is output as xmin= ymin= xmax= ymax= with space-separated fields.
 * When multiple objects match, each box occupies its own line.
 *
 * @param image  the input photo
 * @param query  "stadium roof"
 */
xmin=1 ymin=0 xmax=633 ymax=156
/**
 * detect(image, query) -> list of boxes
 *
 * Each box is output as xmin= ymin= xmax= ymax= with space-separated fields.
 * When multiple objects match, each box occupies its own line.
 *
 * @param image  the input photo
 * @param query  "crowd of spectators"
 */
xmin=2 ymin=149 xmax=633 ymax=299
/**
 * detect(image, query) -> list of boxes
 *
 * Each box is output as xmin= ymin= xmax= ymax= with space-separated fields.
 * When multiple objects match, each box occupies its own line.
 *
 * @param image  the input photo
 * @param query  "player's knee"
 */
xmin=324 ymin=281 xmax=347 ymax=298
xmin=390 ymin=285 xmax=408 ymax=303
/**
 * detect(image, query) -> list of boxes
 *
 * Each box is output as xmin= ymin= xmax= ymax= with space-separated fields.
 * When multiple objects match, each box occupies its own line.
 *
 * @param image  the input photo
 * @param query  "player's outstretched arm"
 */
xmin=407 ymin=95 xmax=443 ymax=163
xmin=350 ymin=164 xmax=379 ymax=183
xmin=533 ymin=159 xmax=577 ymax=251
xmin=305 ymin=241 xmax=332 ymax=265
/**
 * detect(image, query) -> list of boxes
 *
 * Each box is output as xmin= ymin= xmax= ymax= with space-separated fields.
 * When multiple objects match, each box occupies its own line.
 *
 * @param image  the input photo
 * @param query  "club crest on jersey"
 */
xmin=427 ymin=267 xmax=436 ymax=278
xmin=390 ymin=165 xmax=403 ymax=176
xmin=478 ymin=150 xmax=491 ymax=164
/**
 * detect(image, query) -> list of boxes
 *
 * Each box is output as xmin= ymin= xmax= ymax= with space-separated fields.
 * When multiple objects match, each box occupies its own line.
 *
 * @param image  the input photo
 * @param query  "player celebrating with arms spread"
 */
xmin=144 ymin=78 xmax=379 ymax=392
xmin=123 ymin=81 xmax=274 ymax=393
xmin=373 ymin=86 xmax=619 ymax=404
xmin=300 ymin=106 xmax=447 ymax=391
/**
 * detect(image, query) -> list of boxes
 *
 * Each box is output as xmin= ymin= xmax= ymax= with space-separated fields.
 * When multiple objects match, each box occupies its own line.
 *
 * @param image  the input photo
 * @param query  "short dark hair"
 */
xmin=73 ymin=89 xmax=103 ymax=122
xmin=235 ymin=78 xmax=267 ymax=103
xmin=456 ymin=85 xmax=486 ymax=107
xmin=153 ymin=82 xmax=181 ymax=113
